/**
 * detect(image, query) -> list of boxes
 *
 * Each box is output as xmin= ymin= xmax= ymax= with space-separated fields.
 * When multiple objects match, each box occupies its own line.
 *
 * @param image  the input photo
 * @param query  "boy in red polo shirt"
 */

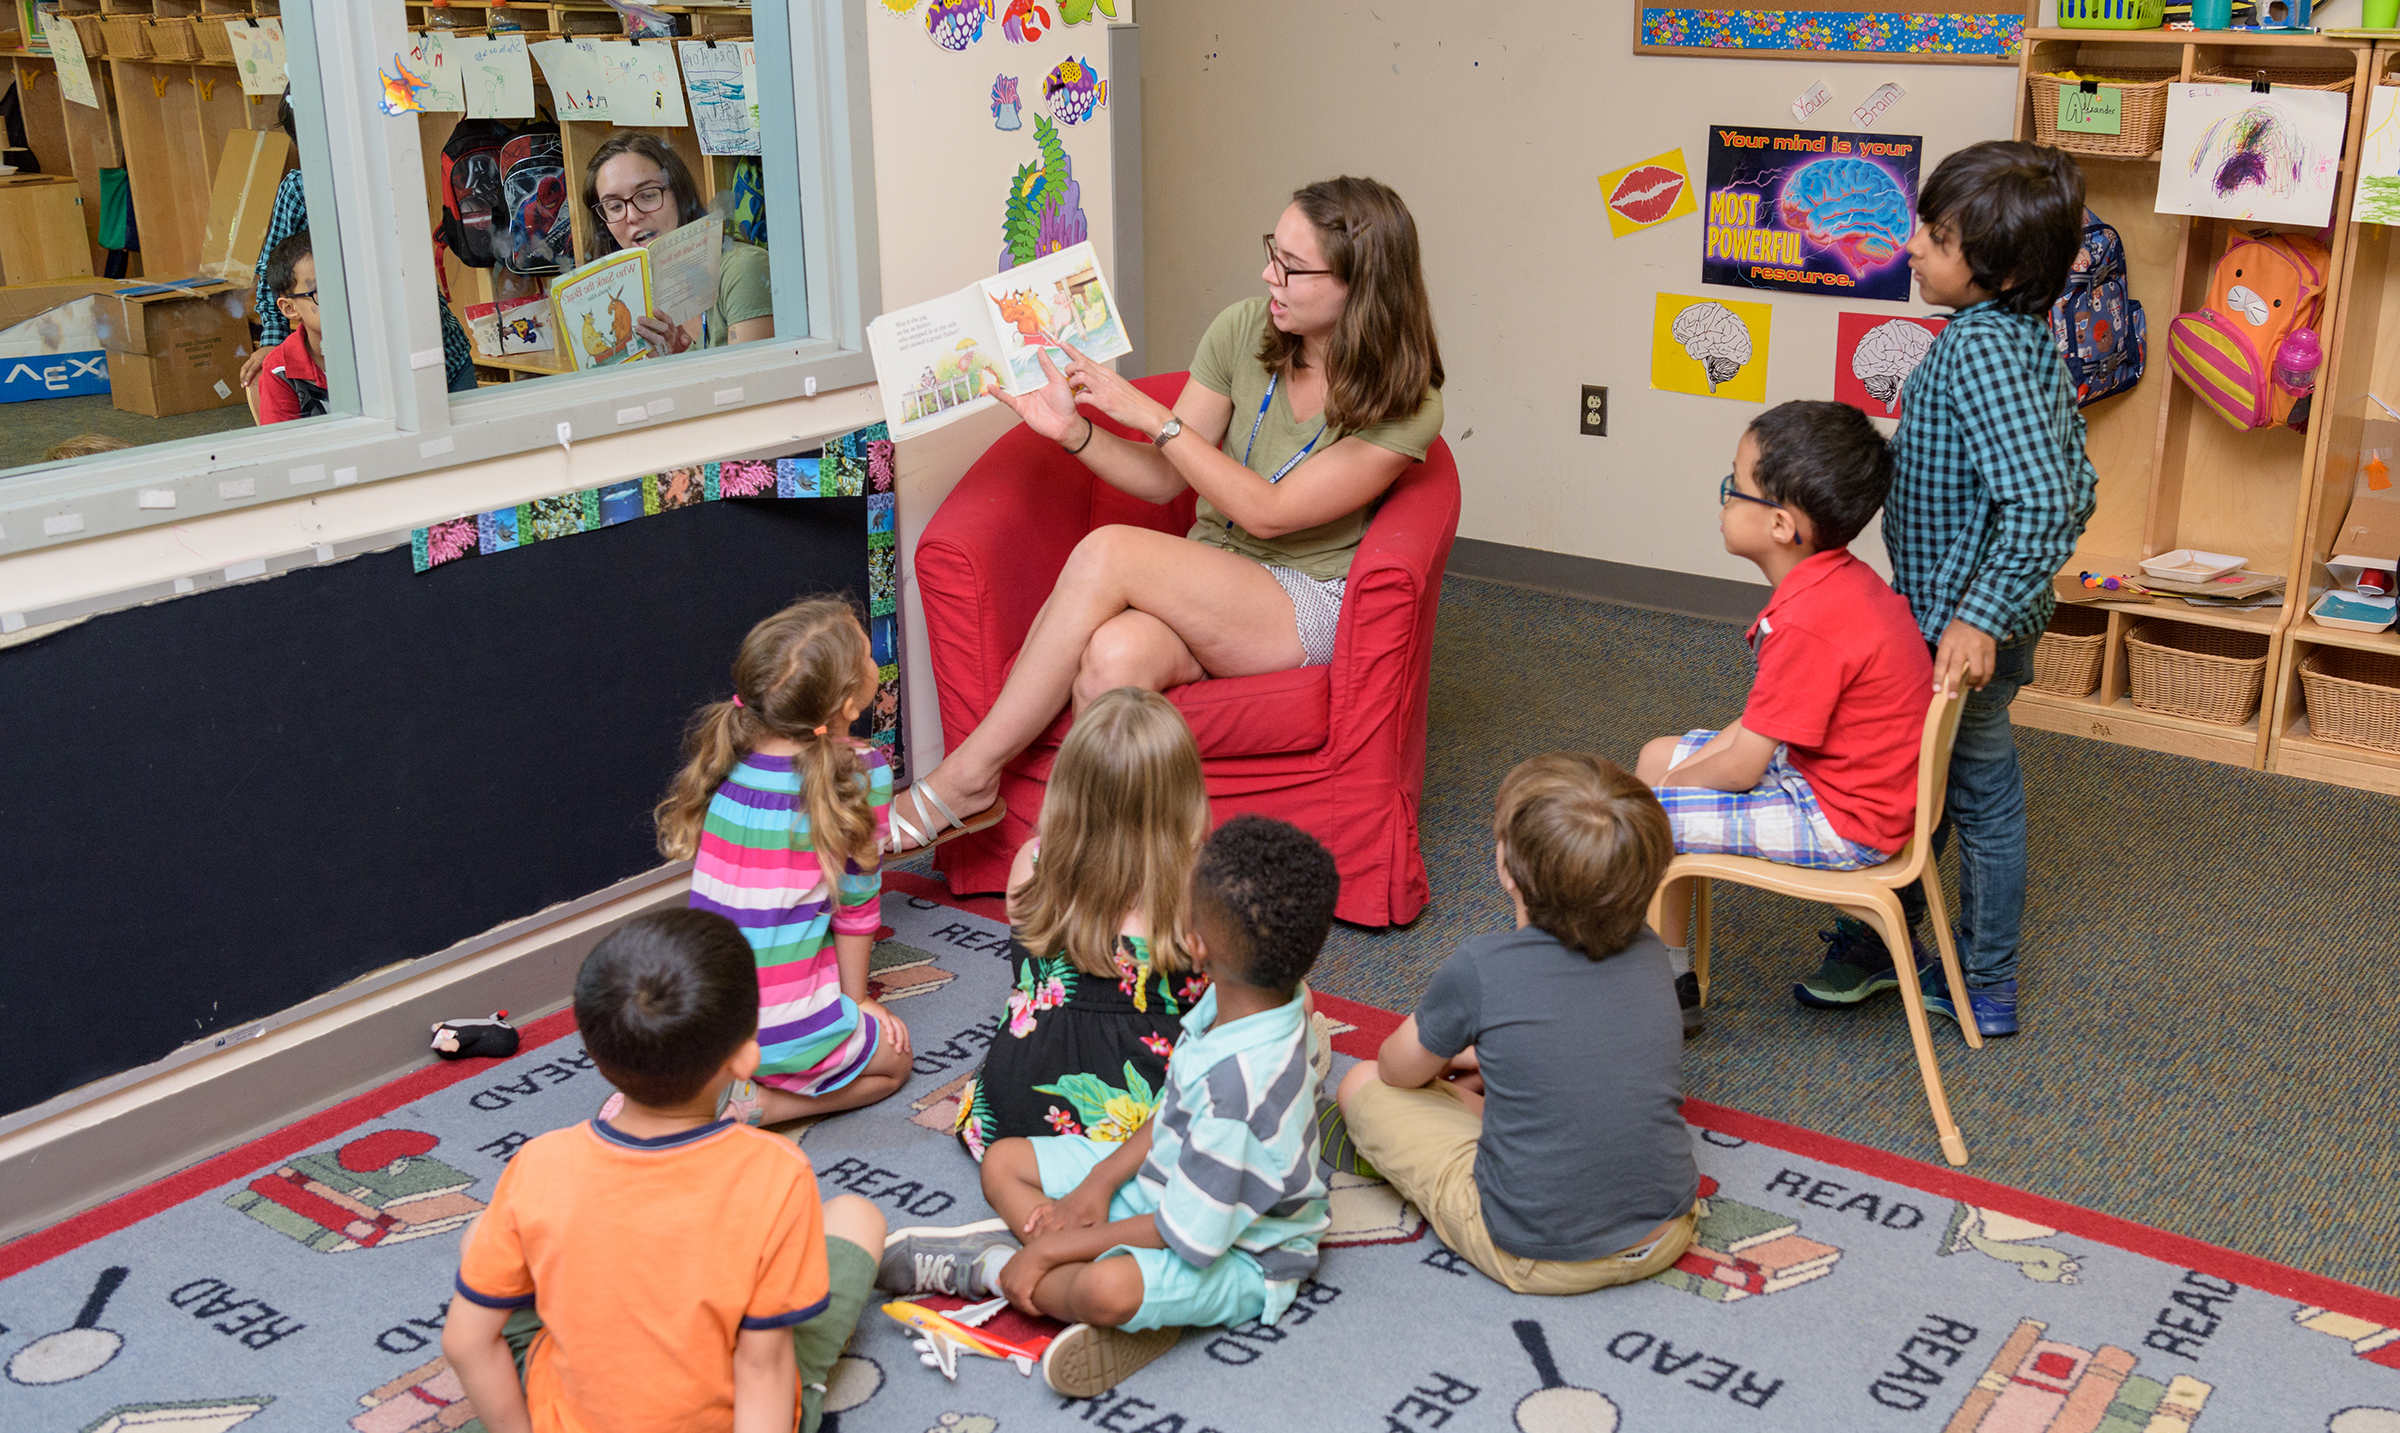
xmin=254 ymin=231 xmax=327 ymax=425
xmin=1635 ymin=401 xmax=1933 ymax=1035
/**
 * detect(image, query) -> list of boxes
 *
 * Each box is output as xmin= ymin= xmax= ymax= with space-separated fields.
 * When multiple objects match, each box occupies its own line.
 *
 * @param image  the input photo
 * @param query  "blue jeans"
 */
xmin=1898 ymin=637 xmax=2030 ymax=987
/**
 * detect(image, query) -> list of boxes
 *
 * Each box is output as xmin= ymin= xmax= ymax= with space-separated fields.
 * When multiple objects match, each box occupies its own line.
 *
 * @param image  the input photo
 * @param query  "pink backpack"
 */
xmin=2166 ymin=232 xmax=2327 ymax=431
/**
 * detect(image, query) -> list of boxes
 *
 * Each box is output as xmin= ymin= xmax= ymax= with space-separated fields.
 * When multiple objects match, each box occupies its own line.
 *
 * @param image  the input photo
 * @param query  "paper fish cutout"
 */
xmin=379 ymin=57 xmax=433 ymax=115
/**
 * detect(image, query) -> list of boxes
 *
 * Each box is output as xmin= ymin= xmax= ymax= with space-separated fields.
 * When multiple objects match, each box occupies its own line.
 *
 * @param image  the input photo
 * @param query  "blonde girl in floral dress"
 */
xmin=954 ymin=688 xmax=1210 ymax=1158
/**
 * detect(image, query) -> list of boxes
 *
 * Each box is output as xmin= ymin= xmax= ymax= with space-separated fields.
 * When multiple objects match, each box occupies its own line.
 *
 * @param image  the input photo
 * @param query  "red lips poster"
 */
xmin=1597 ymin=149 xmax=1699 ymax=238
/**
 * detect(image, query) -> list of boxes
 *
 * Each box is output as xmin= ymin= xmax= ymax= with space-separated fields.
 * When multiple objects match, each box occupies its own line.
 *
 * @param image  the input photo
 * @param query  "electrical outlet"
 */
xmin=1580 ymin=384 xmax=1608 ymax=436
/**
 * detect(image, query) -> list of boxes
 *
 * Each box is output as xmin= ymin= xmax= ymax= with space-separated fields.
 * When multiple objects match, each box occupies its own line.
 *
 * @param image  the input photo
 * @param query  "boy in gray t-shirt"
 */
xmin=1333 ymin=753 xmax=1701 ymax=1294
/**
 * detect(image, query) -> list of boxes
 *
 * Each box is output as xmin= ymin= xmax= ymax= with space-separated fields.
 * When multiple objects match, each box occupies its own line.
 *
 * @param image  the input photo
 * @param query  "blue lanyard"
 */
xmin=1241 ymin=372 xmax=1328 ymax=484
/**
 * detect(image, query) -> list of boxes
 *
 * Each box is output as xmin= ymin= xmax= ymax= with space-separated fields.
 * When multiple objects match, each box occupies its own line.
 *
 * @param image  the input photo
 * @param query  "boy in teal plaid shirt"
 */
xmin=876 ymin=816 xmax=1334 ymax=1399
xmin=1798 ymin=140 xmax=2098 ymax=1038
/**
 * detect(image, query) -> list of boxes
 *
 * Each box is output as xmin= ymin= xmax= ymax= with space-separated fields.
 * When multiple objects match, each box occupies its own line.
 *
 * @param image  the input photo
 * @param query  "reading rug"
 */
xmin=6 ymin=880 xmax=2399 ymax=1433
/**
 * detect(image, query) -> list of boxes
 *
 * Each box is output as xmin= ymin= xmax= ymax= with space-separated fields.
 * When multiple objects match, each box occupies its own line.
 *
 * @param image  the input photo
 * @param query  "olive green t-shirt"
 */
xmin=1185 ymin=296 xmax=1444 ymax=582
xmin=704 ymin=241 xmax=773 ymax=349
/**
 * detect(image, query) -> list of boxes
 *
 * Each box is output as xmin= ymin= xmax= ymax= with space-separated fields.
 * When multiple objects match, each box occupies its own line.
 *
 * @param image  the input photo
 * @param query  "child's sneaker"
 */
xmin=1676 ymin=971 xmax=1704 ymax=1039
xmin=876 ymin=1219 xmax=1018 ymax=1296
xmin=1794 ymin=919 xmax=1932 ymax=1008
xmin=1922 ymin=977 xmax=2019 ymax=1038
xmin=1041 ymin=1322 xmax=1181 ymax=1397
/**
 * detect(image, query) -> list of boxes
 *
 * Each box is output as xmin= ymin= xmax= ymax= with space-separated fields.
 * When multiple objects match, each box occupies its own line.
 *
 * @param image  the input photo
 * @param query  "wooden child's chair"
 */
xmin=1645 ymin=686 xmax=1977 ymax=1166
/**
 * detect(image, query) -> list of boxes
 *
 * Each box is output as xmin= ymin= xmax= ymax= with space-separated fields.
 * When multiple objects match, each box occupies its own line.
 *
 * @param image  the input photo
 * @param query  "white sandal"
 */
xmin=885 ymin=780 xmax=1007 ymax=854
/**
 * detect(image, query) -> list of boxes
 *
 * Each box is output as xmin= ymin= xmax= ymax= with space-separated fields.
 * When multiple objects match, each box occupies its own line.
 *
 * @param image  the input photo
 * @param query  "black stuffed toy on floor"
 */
xmin=430 ymin=1011 xmax=520 ymax=1060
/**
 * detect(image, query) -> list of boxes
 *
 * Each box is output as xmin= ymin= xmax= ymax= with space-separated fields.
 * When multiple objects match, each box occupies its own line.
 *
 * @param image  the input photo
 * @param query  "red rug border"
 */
xmin=10 ymin=867 xmax=2396 ymax=1334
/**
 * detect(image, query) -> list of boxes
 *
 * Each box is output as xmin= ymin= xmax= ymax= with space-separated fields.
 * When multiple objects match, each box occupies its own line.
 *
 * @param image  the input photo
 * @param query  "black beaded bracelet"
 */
xmin=1064 ymin=416 xmax=1096 ymax=455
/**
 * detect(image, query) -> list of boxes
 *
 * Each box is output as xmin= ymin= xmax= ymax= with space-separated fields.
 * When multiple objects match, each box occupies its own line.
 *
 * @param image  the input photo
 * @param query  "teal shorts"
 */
xmin=1029 ymin=1133 xmax=1272 ymax=1333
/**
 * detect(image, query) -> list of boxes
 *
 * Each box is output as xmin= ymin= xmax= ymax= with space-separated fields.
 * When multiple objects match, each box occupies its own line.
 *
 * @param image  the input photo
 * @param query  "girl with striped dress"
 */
xmin=646 ymin=596 xmax=914 ymax=1126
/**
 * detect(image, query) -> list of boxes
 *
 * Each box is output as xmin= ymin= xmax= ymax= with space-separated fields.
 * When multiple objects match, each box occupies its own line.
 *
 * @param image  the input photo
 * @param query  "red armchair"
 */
xmin=914 ymin=372 xmax=1461 ymax=927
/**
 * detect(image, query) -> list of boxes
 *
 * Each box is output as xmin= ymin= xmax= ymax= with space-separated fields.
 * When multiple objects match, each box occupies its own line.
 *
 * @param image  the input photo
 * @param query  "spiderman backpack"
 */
xmin=2047 ymin=208 xmax=2145 ymax=408
xmin=436 ymin=119 xmax=514 ymax=269
xmin=499 ymin=122 xmax=571 ymax=276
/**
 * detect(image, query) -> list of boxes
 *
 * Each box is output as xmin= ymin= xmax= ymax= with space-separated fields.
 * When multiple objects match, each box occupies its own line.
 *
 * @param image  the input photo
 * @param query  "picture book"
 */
xmin=865 ymin=240 xmax=1130 ymax=442
xmin=550 ymin=248 xmax=654 ymax=371
xmin=646 ymin=215 xmax=725 ymax=331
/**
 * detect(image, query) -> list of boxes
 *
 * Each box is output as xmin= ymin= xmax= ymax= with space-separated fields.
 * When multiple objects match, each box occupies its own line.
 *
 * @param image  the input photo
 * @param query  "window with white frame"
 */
xmin=0 ymin=0 xmax=879 ymax=551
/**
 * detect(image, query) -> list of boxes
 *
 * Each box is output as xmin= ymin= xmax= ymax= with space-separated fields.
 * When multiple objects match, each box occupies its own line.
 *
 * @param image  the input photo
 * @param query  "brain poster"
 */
xmin=1833 ymin=312 xmax=1946 ymax=419
xmin=1652 ymin=292 xmax=1771 ymax=403
xmin=1704 ymin=125 xmax=1921 ymax=302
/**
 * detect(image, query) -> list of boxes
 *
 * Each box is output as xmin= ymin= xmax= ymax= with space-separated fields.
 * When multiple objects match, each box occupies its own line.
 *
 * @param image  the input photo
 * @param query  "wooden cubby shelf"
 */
xmin=2014 ymin=29 xmax=2400 ymax=794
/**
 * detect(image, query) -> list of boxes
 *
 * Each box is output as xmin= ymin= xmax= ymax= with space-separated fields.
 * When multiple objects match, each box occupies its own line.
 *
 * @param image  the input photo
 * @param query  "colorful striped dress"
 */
xmin=688 ymin=746 xmax=891 ymax=1096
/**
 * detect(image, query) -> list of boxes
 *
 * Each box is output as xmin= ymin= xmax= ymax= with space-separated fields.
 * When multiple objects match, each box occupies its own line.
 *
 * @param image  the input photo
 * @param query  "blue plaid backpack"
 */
xmin=2048 ymin=207 xmax=2145 ymax=408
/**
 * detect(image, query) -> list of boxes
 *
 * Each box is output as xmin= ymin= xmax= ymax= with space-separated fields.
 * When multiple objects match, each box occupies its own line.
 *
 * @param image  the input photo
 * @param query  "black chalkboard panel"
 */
xmin=0 ymin=497 xmax=869 ymax=1119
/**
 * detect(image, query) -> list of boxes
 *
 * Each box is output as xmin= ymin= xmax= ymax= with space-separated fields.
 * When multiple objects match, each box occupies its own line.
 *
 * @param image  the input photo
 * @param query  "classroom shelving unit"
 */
xmin=404 ymin=2 xmax=757 ymax=382
xmin=2009 ymin=27 xmax=2394 ymax=784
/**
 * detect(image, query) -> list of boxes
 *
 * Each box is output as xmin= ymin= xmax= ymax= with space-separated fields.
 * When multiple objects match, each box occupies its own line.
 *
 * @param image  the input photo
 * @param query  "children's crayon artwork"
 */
xmin=549 ymin=249 xmax=653 ymax=372
xmin=1703 ymin=124 xmax=1920 ymax=302
xmin=925 ymin=0 xmax=986 ymax=50
xmin=2158 ymin=84 xmax=2347 ymax=228
xmin=603 ymin=40 xmax=689 ymax=128
xmin=2355 ymin=84 xmax=2400 ymax=227
xmin=530 ymin=38 xmax=610 ymax=122
xmin=1652 ymin=292 xmax=1771 ymax=402
xmin=678 ymin=40 xmax=761 ymax=156
xmin=40 ymin=16 xmax=98 ymax=110
xmin=1833 ymin=311 xmax=1945 ymax=418
xmin=1597 ymin=148 xmax=1699 ymax=238
xmin=978 ymin=240 xmax=1129 ymax=390
xmin=992 ymin=74 xmax=1023 ymax=130
xmin=407 ymin=32 xmax=467 ymax=113
xmin=463 ymin=35 xmax=537 ymax=120
xmin=1043 ymin=58 xmax=1106 ymax=125
xmin=226 ymin=18 xmax=288 ymax=98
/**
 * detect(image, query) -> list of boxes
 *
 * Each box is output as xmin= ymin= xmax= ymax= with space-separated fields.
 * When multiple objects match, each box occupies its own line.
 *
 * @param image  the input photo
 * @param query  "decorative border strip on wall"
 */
xmin=1637 ymin=8 xmax=2026 ymax=62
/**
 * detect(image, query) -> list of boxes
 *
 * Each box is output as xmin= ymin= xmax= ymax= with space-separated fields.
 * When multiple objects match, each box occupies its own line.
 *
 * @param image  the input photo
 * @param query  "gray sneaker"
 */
xmin=1042 ymin=1322 xmax=1182 ymax=1397
xmin=876 ymin=1218 xmax=1018 ymax=1297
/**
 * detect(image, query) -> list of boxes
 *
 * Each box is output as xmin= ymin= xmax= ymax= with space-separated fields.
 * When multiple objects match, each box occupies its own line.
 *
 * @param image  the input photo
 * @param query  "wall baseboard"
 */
xmin=0 ymin=878 xmax=687 ymax=1247
xmin=1446 ymin=538 xmax=1770 ymax=626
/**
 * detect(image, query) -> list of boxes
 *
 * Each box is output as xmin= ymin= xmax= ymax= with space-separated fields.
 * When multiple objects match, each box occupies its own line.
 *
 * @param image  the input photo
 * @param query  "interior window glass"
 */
xmin=0 ymin=0 xmax=353 ymax=472
xmin=411 ymin=0 xmax=785 ymax=392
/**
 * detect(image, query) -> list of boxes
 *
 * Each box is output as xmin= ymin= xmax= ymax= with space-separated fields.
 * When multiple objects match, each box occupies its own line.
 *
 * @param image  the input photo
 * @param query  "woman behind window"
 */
xmin=582 ymin=134 xmax=772 ymax=354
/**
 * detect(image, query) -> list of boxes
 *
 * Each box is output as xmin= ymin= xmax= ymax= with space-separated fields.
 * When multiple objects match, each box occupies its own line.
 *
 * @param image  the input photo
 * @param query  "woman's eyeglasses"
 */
xmin=1262 ymin=234 xmax=1334 ymax=285
xmin=595 ymin=184 xmax=673 ymax=224
xmin=1719 ymin=473 xmax=1783 ymax=510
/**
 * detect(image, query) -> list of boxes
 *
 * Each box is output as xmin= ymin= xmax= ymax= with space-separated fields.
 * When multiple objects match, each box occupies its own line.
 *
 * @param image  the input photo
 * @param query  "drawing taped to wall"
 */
xmin=678 ymin=40 xmax=761 ymax=155
xmin=2355 ymin=84 xmax=2400 ymax=227
xmin=2158 ymin=84 xmax=2346 ymax=228
xmin=1704 ymin=124 xmax=1919 ymax=301
xmin=1834 ymin=311 xmax=1945 ymax=417
xmin=1653 ymin=293 xmax=1771 ymax=402
xmin=1043 ymin=58 xmax=1106 ymax=124
xmin=1597 ymin=148 xmax=1700 ymax=238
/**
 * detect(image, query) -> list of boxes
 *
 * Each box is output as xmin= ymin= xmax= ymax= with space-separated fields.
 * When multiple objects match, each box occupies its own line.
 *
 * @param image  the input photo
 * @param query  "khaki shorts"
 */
xmin=1344 ymin=1079 xmax=1697 ymax=1296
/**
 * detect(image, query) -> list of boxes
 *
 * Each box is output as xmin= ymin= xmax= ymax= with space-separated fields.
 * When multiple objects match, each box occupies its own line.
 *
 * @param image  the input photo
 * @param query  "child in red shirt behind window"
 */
xmin=1635 ymin=400 xmax=1933 ymax=1036
xmin=253 ymin=231 xmax=327 ymax=425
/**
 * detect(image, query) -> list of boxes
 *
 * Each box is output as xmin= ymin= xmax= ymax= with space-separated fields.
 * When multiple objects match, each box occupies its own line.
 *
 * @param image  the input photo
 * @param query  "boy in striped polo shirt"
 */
xmin=878 ymin=815 xmax=1335 ymax=1397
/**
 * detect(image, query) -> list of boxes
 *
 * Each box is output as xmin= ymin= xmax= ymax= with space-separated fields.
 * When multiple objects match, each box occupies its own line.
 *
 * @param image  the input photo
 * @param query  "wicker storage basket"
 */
xmin=71 ymin=15 xmax=113 ymax=57
xmin=2299 ymin=647 xmax=2400 ymax=753
xmin=194 ymin=16 xmax=234 ymax=63
xmin=2028 ymin=71 xmax=2176 ymax=157
xmin=2058 ymin=0 xmax=2164 ymax=26
xmin=2032 ymin=604 xmax=2110 ymax=697
xmin=2193 ymin=68 xmax=2357 ymax=97
xmin=147 ymin=17 xmax=202 ymax=61
xmin=2126 ymin=620 xmax=2269 ymax=724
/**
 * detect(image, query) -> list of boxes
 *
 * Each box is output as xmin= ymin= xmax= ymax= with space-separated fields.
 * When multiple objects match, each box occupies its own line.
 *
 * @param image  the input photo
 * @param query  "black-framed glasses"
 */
xmin=1720 ymin=473 xmax=1783 ymax=510
xmin=283 ymin=289 xmax=318 ymax=305
xmin=594 ymin=184 xmax=673 ymax=224
xmin=1262 ymin=234 xmax=1334 ymax=284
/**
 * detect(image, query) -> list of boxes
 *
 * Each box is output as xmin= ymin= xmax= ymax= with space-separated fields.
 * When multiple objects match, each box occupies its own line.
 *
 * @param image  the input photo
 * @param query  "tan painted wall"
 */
xmin=1136 ymin=0 xmax=2019 ymax=587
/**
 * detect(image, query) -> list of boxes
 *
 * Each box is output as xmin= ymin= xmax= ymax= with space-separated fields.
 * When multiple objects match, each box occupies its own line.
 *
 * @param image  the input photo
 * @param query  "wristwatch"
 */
xmin=1151 ymin=415 xmax=1184 ymax=448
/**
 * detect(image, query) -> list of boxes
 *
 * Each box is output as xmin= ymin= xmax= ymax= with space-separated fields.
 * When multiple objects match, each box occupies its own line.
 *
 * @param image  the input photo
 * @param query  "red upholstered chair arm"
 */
xmin=1324 ymin=443 xmax=1462 ymax=763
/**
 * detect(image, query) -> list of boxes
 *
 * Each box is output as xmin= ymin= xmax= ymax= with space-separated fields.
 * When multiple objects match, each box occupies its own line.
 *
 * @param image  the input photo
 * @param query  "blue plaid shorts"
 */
xmin=1653 ymin=730 xmax=1891 ymax=871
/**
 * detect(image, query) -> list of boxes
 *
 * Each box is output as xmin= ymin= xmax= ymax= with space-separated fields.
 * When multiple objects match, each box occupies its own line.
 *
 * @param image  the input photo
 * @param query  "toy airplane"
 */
xmin=881 ymin=1297 xmax=1041 ymax=1380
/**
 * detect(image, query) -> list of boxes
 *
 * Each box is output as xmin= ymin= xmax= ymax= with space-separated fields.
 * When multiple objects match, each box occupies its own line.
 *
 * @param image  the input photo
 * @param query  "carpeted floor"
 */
xmin=2 ymin=394 xmax=255 ymax=471
xmin=1291 ymin=576 xmax=2400 ymax=1297
xmin=7 ymin=891 xmax=2395 ymax=1433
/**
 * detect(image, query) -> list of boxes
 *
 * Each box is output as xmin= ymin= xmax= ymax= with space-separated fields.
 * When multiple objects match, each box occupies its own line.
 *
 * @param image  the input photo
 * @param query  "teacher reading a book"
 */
xmin=584 ymin=134 xmax=773 ymax=354
xmin=884 ymin=175 xmax=1444 ymax=854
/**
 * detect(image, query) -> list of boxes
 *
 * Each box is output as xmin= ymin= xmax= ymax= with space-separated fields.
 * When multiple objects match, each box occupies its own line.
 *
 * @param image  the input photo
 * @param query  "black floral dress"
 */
xmin=955 ymin=933 xmax=1210 ymax=1160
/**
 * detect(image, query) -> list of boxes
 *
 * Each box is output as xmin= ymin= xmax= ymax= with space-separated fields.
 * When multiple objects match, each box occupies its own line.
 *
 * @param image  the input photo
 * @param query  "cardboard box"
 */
xmin=2337 ymin=420 xmax=2400 ymax=563
xmin=0 ymin=175 xmax=93 ymax=285
xmin=98 ymin=279 xmax=247 ymax=416
xmin=197 ymin=129 xmax=294 ymax=282
xmin=0 ymin=279 xmax=121 ymax=332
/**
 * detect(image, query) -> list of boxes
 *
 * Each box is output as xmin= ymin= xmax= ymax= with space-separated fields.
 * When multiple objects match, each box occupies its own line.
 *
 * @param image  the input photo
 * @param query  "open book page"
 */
xmin=550 ymin=248 xmax=653 ymax=371
xmin=648 ymin=216 xmax=724 ymax=331
xmin=977 ymin=241 xmax=1131 ymax=392
xmin=868 ymin=288 xmax=1012 ymax=442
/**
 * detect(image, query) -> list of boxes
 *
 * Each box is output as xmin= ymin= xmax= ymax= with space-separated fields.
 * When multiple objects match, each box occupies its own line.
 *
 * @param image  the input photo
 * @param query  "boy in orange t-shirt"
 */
xmin=443 ymin=909 xmax=885 ymax=1433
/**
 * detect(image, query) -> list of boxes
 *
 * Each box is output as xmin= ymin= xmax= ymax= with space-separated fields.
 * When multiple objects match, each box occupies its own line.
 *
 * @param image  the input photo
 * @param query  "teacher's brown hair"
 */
xmin=1255 ymin=175 xmax=1444 ymax=433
